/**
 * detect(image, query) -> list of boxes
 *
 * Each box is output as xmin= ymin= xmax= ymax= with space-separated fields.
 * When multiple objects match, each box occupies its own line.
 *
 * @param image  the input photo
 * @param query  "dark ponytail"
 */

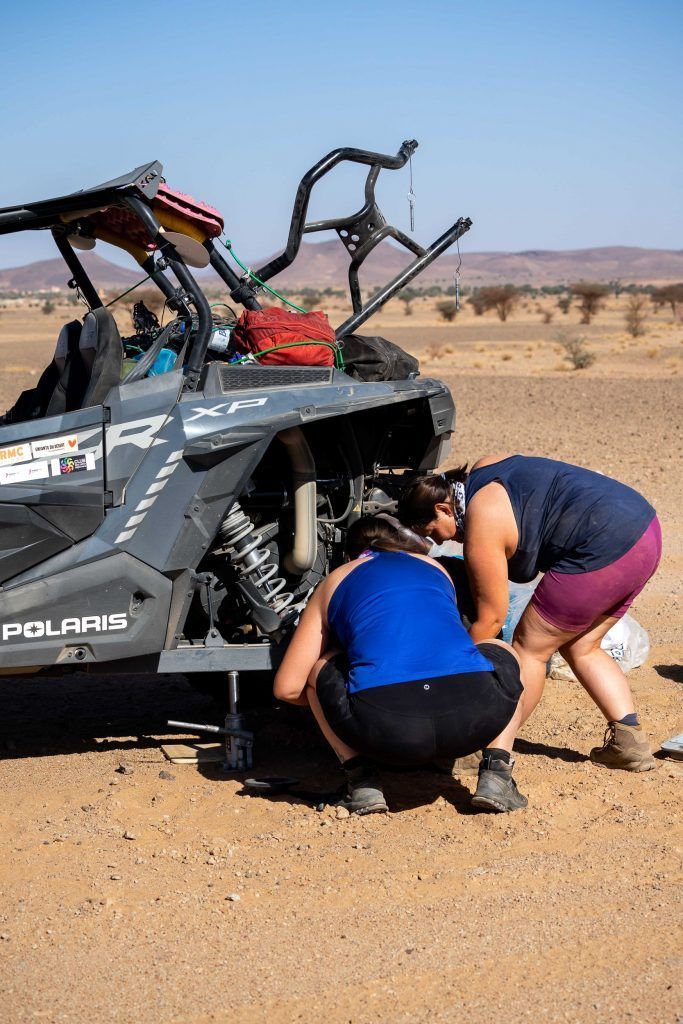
xmin=396 ymin=466 xmax=469 ymax=528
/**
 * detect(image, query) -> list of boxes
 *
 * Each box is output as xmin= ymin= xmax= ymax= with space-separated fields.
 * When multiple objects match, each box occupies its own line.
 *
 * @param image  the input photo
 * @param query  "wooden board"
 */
xmin=160 ymin=741 xmax=224 ymax=764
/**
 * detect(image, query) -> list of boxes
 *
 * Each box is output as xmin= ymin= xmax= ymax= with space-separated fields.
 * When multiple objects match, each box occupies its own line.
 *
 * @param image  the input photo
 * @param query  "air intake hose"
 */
xmin=278 ymin=427 xmax=317 ymax=575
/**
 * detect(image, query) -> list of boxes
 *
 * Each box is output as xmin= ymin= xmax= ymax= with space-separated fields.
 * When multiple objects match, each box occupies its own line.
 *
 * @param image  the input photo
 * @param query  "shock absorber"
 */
xmin=216 ymin=502 xmax=294 ymax=613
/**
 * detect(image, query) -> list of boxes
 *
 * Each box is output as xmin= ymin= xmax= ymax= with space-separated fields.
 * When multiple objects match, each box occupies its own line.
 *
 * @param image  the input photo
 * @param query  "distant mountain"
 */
xmin=246 ymin=242 xmax=683 ymax=287
xmin=1 ymin=244 xmax=682 ymax=293
xmin=0 ymin=253 xmax=141 ymax=291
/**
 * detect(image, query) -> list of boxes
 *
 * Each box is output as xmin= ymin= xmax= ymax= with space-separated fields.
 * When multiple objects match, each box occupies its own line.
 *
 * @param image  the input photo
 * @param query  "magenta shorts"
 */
xmin=529 ymin=516 xmax=662 ymax=634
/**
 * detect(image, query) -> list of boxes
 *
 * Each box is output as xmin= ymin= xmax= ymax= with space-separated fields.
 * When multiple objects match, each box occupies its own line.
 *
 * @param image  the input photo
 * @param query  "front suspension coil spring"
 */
xmin=217 ymin=502 xmax=294 ymax=612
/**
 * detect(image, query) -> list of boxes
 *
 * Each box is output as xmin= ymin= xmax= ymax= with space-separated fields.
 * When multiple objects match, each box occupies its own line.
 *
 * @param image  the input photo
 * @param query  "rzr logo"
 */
xmin=1 ymin=613 xmax=128 ymax=642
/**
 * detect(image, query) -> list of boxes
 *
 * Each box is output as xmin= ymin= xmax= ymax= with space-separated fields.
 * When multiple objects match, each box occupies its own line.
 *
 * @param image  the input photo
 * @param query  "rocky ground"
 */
xmin=0 ymin=302 xmax=681 ymax=1023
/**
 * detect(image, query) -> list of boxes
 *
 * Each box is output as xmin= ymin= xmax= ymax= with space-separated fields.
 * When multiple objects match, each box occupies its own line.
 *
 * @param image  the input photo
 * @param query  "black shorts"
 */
xmin=316 ymin=643 xmax=523 ymax=766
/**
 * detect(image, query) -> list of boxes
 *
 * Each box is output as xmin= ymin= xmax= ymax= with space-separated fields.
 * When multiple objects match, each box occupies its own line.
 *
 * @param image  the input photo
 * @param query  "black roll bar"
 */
xmin=336 ymin=217 xmax=472 ymax=338
xmin=207 ymin=140 xmax=471 ymax=338
xmin=51 ymin=230 xmax=103 ymax=310
xmin=124 ymin=196 xmax=213 ymax=390
xmin=254 ymin=140 xmax=418 ymax=283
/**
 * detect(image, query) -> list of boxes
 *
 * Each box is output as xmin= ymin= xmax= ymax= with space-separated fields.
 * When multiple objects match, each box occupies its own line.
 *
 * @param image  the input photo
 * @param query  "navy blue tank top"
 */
xmin=466 ymin=456 xmax=655 ymax=582
xmin=327 ymin=552 xmax=493 ymax=694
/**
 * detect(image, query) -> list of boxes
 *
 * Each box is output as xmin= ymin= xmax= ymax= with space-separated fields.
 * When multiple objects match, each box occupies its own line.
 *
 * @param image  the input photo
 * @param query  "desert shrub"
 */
xmin=423 ymin=344 xmax=444 ymax=360
xmin=650 ymin=283 xmax=683 ymax=317
xmin=125 ymin=287 xmax=165 ymax=317
xmin=555 ymin=330 xmax=596 ymax=370
xmin=541 ymin=309 xmax=554 ymax=324
xmin=570 ymin=281 xmax=609 ymax=324
xmin=300 ymin=288 xmax=322 ymax=309
xmin=557 ymin=295 xmax=572 ymax=315
xmin=41 ymin=299 xmax=55 ymax=315
xmin=624 ymin=295 xmax=648 ymax=337
xmin=436 ymin=299 xmax=458 ymax=322
xmin=479 ymin=285 xmax=519 ymax=322
xmin=399 ymin=288 xmax=418 ymax=316
xmin=469 ymin=290 xmax=488 ymax=316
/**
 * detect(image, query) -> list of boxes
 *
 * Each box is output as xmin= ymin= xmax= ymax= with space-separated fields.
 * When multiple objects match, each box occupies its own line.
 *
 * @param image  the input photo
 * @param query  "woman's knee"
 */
xmin=478 ymin=637 xmax=521 ymax=668
xmin=560 ymin=635 xmax=602 ymax=665
xmin=307 ymin=648 xmax=342 ymax=689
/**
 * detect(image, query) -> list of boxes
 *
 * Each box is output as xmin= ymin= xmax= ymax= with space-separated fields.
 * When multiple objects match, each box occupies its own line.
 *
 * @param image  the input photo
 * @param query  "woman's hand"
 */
xmin=273 ymin=587 xmax=328 ymax=705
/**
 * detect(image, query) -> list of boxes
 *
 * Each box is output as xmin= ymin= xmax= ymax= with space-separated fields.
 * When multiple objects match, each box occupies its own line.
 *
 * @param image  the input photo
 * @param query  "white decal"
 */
xmin=0 ymin=460 xmax=50 ymax=486
xmin=105 ymin=415 xmax=169 ymax=455
xmin=114 ymin=449 xmax=183 ymax=545
xmin=1 ymin=613 xmax=129 ymax=642
xmin=50 ymin=451 xmax=96 ymax=477
xmin=0 ymin=441 xmax=32 ymax=466
xmin=186 ymin=397 xmax=268 ymax=423
xmin=31 ymin=434 xmax=79 ymax=459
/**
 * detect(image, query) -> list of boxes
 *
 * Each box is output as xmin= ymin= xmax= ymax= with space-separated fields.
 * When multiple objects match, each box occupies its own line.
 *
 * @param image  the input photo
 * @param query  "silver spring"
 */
xmin=217 ymin=501 xmax=294 ymax=612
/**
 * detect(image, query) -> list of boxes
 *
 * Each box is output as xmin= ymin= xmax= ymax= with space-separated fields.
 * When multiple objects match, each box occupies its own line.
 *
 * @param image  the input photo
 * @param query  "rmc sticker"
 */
xmin=0 ymin=441 xmax=32 ymax=466
xmin=31 ymin=434 xmax=79 ymax=459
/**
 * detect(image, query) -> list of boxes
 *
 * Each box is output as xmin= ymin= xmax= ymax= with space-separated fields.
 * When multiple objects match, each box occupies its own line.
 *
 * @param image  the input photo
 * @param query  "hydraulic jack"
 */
xmin=168 ymin=669 xmax=254 ymax=771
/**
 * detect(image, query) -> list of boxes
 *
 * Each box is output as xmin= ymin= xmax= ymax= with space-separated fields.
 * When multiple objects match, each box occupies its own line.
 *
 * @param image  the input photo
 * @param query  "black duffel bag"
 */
xmin=339 ymin=333 xmax=419 ymax=382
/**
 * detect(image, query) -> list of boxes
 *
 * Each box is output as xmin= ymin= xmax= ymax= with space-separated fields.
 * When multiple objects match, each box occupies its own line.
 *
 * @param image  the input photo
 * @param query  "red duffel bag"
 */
xmin=231 ymin=307 xmax=337 ymax=366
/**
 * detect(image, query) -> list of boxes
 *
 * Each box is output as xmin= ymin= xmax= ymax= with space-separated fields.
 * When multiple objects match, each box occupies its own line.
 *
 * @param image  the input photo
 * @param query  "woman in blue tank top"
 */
xmin=399 ymin=455 xmax=661 ymax=782
xmin=274 ymin=516 xmax=525 ymax=815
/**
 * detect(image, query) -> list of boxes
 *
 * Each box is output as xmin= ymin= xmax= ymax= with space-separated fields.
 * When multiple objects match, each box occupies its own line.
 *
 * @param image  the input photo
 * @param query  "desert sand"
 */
xmin=0 ymin=292 xmax=681 ymax=1024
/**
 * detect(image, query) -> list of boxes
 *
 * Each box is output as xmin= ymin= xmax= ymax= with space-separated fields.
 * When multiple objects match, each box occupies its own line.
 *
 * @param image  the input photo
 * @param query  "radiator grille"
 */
xmin=219 ymin=365 xmax=334 ymax=392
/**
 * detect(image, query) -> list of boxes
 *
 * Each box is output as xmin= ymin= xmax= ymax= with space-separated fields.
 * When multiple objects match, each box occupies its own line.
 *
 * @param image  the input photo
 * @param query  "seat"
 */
xmin=2 ymin=308 xmax=124 ymax=426
xmin=78 ymin=307 xmax=124 ymax=408
xmin=2 ymin=320 xmax=83 ymax=425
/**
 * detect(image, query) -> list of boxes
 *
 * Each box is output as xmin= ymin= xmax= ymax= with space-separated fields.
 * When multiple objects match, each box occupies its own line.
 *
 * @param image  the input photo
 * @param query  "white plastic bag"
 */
xmin=550 ymin=613 xmax=650 ymax=679
xmin=599 ymin=612 xmax=650 ymax=672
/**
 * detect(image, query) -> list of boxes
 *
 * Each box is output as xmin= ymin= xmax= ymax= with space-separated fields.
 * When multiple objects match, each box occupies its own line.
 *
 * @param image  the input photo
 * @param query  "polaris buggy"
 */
xmin=0 ymin=141 xmax=470 ymax=765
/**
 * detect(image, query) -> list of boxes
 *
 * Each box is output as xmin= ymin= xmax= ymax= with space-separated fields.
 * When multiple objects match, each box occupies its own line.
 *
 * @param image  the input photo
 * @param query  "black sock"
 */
xmin=483 ymin=747 xmax=511 ymax=765
xmin=617 ymin=713 xmax=639 ymax=728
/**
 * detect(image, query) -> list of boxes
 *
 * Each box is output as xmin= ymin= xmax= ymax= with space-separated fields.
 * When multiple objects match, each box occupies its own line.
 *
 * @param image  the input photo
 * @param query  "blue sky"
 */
xmin=1 ymin=0 xmax=681 ymax=270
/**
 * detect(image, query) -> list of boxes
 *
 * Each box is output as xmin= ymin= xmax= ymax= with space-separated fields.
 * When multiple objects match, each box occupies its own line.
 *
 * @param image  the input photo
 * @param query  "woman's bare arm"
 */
xmin=464 ymin=486 xmax=517 ymax=642
xmin=273 ymin=586 xmax=329 ymax=705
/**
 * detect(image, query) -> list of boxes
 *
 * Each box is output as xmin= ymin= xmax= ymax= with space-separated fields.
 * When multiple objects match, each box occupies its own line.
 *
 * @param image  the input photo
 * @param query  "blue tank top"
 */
xmin=466 ymin=456 xmax=655 ymax=582
xmin=327 ymin=551 xmax=493 ymax=694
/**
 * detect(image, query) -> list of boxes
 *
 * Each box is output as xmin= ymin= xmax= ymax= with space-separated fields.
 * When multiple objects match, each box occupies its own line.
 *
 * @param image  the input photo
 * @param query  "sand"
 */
xmin=0 ymin=295 xmax=681 ymax=1024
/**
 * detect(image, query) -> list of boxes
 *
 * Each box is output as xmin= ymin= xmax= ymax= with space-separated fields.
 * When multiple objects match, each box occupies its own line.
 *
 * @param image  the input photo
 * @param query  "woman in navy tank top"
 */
xmin=274 ymin=517 xmax=525 ymax=815
xmin=399 ymin=455 xmax=661 ymax=779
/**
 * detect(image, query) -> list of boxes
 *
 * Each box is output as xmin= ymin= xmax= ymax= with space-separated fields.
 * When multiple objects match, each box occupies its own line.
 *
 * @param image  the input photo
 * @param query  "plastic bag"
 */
xmin=550 ymin=613 xmax=650 ymax=679
xmin=599 ymin=613 xmax=650 ymax=672
xmin=502 ymin=579 xmax=541 ymax=643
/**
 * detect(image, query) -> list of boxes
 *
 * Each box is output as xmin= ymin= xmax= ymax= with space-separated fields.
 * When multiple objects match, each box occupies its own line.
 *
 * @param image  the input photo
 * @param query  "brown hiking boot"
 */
xmin=590 ymin=722 xmax=657 ymax=772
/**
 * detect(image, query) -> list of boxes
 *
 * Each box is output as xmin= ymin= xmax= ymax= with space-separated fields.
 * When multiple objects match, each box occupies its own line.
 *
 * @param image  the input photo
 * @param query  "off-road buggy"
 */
xmin=0 ymin=141 xmax=470 ymax=764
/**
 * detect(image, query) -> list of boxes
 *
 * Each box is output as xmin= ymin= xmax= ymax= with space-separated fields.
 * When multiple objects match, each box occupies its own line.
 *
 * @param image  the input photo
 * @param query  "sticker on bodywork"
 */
xmin=51 ymin=452 xmax=95 ymax=475
xmin=0 ymin=461 xmax=50 ymax=485
xmin=31 ymin=434 xmax=79 ymax=459
xmin=0 ymin=442 xmax=32 ymax=466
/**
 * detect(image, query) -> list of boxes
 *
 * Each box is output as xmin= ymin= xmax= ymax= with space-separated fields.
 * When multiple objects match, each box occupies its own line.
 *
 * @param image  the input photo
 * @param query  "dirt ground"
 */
xmin=0 ymin=295 xmax=682 ymax=1024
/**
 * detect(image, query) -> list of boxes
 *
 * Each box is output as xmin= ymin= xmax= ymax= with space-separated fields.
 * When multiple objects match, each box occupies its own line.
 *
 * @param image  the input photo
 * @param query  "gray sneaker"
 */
xmin=337 ymin=762 xmax=388 ymax=815
xmin=471 ymin=756 xmax=528 ymax=812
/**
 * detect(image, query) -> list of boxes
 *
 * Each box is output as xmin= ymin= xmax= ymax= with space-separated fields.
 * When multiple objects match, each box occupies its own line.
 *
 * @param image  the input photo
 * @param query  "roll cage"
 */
xmin=0 ymin=141 xmax=472 ymax=383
